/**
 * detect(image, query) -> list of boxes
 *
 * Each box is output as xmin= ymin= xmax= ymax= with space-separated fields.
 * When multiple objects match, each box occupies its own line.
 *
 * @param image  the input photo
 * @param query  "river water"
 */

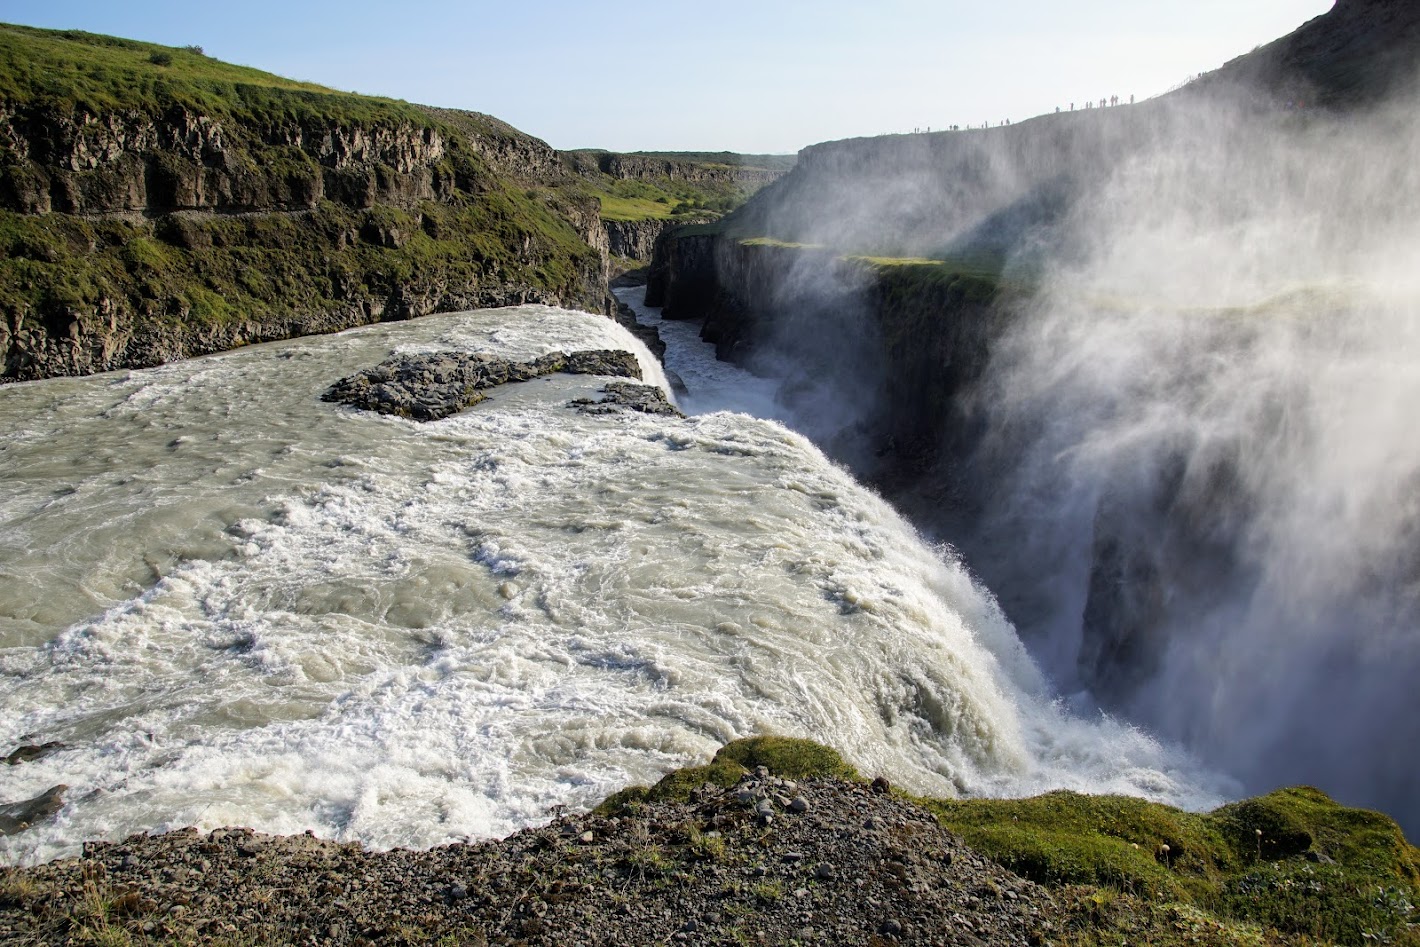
xmin=0 ymin=294 xmax=1221 ymax=864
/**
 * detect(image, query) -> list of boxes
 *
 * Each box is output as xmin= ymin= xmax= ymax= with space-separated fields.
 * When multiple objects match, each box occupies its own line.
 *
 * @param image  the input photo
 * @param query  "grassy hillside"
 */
xmin=0 ymin=22 xmax=607 ymax=380
xmin=0 ymin=24 xmax=432 ymax=127
xmin=0 ymin=193 xmax=596 ymax=331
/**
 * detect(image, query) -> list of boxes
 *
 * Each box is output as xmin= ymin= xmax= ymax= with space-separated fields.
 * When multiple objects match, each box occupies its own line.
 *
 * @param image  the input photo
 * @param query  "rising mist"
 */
xmin=962 ymin=86 xmax=1420 ymax=825
xmin=700 ymin=40 xmax=1420 ymax=829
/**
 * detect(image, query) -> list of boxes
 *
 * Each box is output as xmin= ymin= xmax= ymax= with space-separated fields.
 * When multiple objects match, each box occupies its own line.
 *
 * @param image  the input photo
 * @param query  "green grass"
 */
xmin=597 ymin=193 xmax=682 ymax=222
xmin=867 ymin=258 xmax=1007 ymax=305
xmin=589 ymin=178 xmax=736 ymax=223
xmin=0 ymin=23 xmax=431 ymax=128
xmin=739 ymin=236 xmax=823 ymax=250
xmin=0 ymin=189 xmax=600 ymax=345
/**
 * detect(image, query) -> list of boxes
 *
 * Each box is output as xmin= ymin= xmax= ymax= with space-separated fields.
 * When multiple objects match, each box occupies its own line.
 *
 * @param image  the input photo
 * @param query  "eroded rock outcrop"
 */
xmin=603 ymin=218 xmax=677 ymax=263
xmin=322 ymin=348 xmax=642 ymax=420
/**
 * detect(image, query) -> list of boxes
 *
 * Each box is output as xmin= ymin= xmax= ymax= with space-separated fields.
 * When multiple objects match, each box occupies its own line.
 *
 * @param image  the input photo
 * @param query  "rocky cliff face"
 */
xmin=602 ymin=218 xmax=676 ymax=263
xmin=564 ymin=150 xmax=785 ymax=190
xmin=645 ymin=234 xmax=1008 ymax=475
xmin=0 ymin=104 xmax=462 ymax=216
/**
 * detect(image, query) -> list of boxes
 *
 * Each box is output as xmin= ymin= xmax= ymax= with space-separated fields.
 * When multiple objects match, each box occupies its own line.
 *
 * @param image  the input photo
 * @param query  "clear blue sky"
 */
xmin=2 ymin=0 xmax=1333 ymax=154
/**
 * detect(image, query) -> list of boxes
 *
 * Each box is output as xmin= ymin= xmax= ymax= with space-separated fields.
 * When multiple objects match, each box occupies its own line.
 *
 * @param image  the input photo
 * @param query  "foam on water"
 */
xmin=0 ymin=303 xmax=1224 ymax=864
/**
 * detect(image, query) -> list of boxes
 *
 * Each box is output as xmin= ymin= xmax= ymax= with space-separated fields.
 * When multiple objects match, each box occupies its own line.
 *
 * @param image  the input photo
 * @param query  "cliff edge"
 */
xmin=0 ymin=25 xmax=609 ymax=382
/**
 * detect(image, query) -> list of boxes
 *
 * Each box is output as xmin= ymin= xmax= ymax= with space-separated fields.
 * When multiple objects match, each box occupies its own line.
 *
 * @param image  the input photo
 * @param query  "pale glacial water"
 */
xmin=0 ymin=298 xmax=1223 ymax=865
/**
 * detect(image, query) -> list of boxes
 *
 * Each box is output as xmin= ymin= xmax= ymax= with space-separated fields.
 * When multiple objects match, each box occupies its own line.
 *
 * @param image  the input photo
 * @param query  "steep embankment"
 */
xmin=645 ymin=229 xmax=1009 ymax=476
xmin=647 ymin=0 xmax=1420 ymax=828
xmin=5 ymin=738 xmax=1416 ymax=947
xmin=0 ymin=25 xmax=609 ymax=382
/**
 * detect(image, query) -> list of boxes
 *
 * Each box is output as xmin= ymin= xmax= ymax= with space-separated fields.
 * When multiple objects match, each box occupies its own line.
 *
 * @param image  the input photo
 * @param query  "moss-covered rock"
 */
xmin=596 ymin=736 xmax=859 ymax=814
xmin=927 ymin=784 xmax=1420 ymax=946
xmin=598 ymin=739 xmax=1420 ymax=945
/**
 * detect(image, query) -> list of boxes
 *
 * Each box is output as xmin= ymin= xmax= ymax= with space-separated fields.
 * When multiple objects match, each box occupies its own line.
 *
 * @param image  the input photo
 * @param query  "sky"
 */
xmin=2 ymin=0 xmax=1334 ymax=154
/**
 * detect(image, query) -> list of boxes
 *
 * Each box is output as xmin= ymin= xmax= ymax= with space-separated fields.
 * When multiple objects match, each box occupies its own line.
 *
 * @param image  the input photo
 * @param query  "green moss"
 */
xmin=594 ymin=739 xmax=1420 ymax=946
xmin=712 ymin=736 xmax=859 ymax=781
xmin=595 ymin=737 xmax=859 ymax=815
xmin=927 ymin=786 xmax=1420 ymax=946
xmin=923 ymin=791 xmax=1226 ymax=899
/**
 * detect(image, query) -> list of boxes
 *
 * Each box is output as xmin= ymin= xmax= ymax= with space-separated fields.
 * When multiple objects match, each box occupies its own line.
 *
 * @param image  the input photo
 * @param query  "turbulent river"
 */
xmin=0 ymin=290 xmax=1222 ymax=865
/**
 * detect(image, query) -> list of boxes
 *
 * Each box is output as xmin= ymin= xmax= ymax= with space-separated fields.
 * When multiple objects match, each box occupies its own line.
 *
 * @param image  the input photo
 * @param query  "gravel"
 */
xmin=0 ymin=775 xmax=1058 ymax=946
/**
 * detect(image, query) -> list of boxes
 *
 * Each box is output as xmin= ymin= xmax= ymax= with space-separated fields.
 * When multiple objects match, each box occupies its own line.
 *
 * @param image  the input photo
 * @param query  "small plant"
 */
xmin=0 ymin=869 xmax=40 ymax=906
xmin=147 ymin=50 xmax=172 ymax=66
xmin=184 ymin=44 xmax=204 ymax=55
xmin=751 ymin=880 xmax=784 ymax=903
xmin=686 ymin=825 xmax=729 ymax=863
xmin=67 ymin=881 xmax=134 ymax=947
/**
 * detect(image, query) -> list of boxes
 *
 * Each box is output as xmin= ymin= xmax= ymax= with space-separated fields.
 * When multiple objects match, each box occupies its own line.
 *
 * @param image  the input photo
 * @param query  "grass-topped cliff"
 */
xmin=563 ymin=149 xmax=792 ymax=222
xmin=0 ymin=23 xmax=608 ymax=382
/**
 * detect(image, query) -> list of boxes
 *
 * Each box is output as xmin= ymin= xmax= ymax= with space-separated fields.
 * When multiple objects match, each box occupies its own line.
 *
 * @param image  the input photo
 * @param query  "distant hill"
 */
xmin=1188 ymin=0 xmax=1420 ymax=107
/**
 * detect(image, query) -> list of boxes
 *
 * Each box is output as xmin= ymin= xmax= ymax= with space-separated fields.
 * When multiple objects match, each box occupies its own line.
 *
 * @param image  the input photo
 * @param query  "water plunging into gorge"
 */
xmin=0 ymin=298 xmax=1221 ymax=865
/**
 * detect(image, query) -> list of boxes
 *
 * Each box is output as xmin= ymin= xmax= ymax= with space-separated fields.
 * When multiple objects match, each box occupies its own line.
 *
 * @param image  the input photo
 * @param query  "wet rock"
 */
xmin=0 ymin=784 xmax=66 ymax=835
xmin=323 ymin=349 xmax=642 ymax=421
xmin=610 ymin=299 xmax=666 ymax=361
xmin=569 ymin=381 xmax=682 ymax=417
xmin=2 ymin=741 xmax=64 ymax=765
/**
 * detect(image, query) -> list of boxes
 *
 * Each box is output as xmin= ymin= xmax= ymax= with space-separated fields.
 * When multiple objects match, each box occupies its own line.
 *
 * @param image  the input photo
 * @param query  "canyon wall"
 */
xmin=0 ymin=29 xmax=609 ymax=382
xmin=644 ymin=0 xmax=1420 ymax=824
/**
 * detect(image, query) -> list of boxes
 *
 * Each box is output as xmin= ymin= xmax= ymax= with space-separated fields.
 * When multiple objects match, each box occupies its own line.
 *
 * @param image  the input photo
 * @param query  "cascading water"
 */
xmin=0 ymin=301 xmax=1221 ymax=865
xmin=956 ymin=95 xmax=1420 ymax=830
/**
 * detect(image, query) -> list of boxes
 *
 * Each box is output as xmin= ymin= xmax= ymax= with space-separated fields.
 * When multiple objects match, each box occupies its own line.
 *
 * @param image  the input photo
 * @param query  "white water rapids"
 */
xmin=0 ymin=293 xmax=1223 ymax=864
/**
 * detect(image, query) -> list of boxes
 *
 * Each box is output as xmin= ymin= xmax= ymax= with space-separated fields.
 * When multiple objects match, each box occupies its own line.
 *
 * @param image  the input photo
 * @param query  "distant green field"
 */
xmin=567 ymin=151 xmax=789 ymax=224
xmin=565 ymin=148 xmax=795 ymax=173
xmin=598 ymin=195 xmax=679 ymax=222
xmin=588 ymin=177 xmax=734 ymax=223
